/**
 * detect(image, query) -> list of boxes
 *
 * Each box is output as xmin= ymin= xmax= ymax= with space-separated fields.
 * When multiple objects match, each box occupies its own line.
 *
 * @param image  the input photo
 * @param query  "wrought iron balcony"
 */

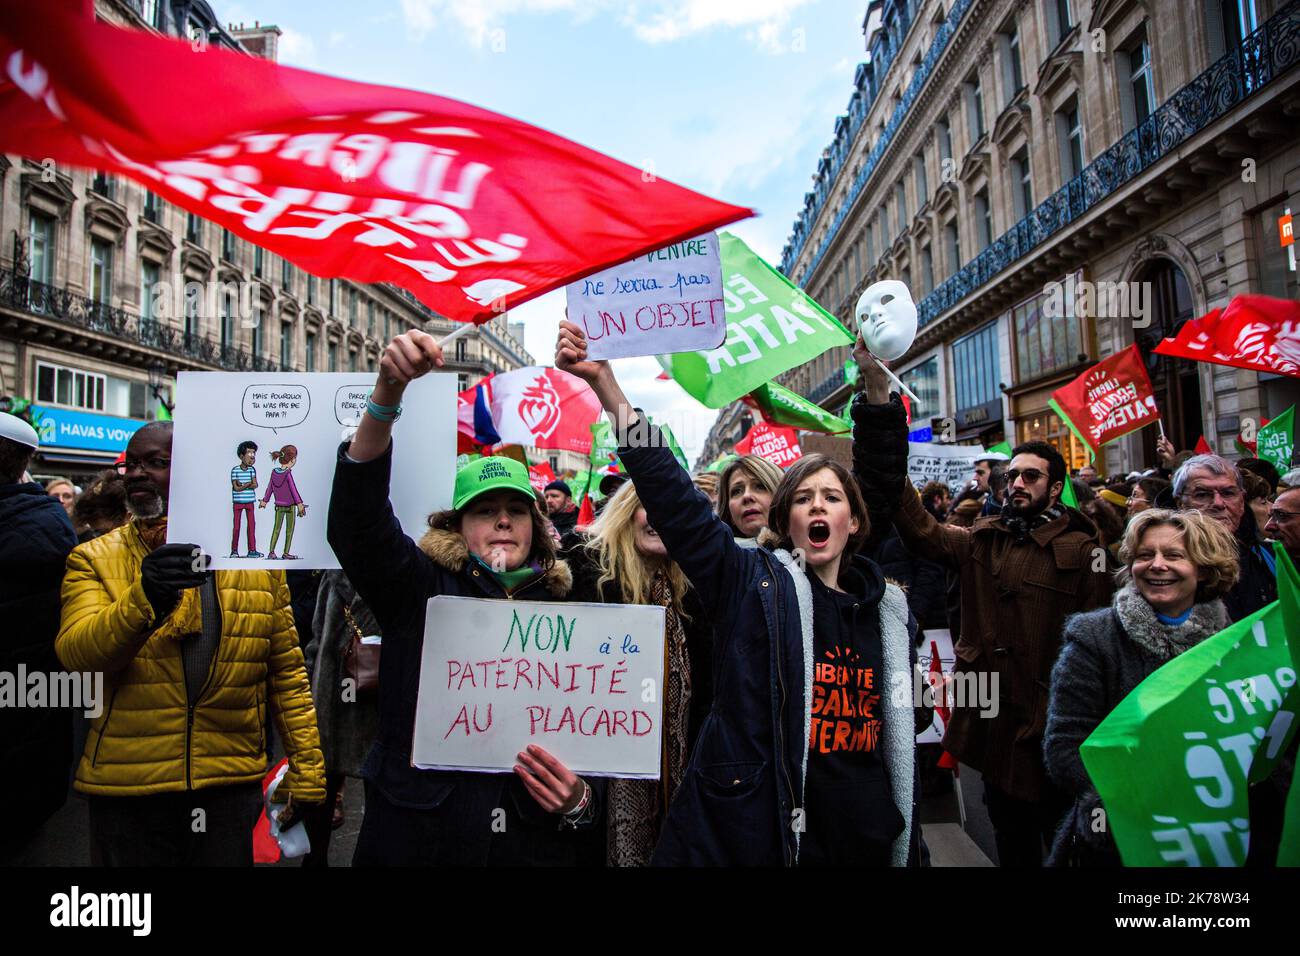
xmin=914 ymin=0 xmax=1299 ymax=330
xmin=0 ymin=268 xmax=281 ymax=373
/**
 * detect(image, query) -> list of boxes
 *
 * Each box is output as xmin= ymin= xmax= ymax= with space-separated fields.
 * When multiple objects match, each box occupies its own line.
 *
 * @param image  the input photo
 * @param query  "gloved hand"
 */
xmin=140 ymin=543 xmax=211 ymax=621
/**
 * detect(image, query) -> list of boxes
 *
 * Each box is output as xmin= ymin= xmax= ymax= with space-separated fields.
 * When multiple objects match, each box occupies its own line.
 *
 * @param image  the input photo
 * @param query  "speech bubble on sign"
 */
xmin=242 ymin=384 xmax=311 ymax=434
xmin=334 ymin=384 xmax=373 ymax=426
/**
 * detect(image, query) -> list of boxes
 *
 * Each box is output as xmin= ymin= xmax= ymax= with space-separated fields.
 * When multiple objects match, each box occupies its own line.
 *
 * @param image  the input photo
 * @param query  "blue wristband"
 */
xmin=366 ymin=397 xmax=402 ymax=423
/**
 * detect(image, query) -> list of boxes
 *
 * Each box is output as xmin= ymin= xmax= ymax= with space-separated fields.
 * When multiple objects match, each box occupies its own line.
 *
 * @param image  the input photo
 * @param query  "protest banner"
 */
xmin=1049 ymin=344 xmax=1159 ymax=460
xmin=567 ymin=233 xmax=725 ymax=361
xmin=488 ymin=366 xmax=601 ymax=453
xmin=0 ymin=7 xmax=750 ymax=323
xmin=1079 ymin=545 xmax=1300 ymax=866
xmin=907 ymin=441 xmax=983 ymax=491
xmin=1257 ymin=405 xmax=1295 ymax=474
xmin=657 ymin=232 xmax=854 ymax=407
xmin=168 ymin=372 xmax=455 ymax=570
xmin=411 ymin=595 xmax=666 ymax=777
xmin=735 ymin=422 xmax=802 ymax=468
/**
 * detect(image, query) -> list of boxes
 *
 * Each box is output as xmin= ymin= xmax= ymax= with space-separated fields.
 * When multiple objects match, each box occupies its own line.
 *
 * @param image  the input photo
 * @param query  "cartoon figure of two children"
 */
xmin=231 ymin=441 xmax=307 ymax=559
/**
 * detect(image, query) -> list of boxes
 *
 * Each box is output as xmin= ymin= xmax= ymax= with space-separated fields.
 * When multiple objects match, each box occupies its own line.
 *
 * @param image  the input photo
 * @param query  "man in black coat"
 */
xmin=0 ymin=413 xmax=78 ymax=859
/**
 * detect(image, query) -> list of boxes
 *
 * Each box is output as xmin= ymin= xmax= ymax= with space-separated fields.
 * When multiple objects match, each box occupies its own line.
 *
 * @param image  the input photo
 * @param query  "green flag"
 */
xmin=985 ymin=441 xmax=1013 ymax=458
xmin=589 ymin=421 xmax=619 ymax=469
xmin=1257 ymin=405 xmax=1295 ymax=474
xmin=1275 ymin=545 xmax=1300 ymax=865
xmin=1060 ymin=475 xmax=1079 ymax=510
xmin=156 ymin=400 xmax=172 ymax=422
xmin=844 ymin=360 xmax=860 ymax=388
xmin=744 ymin=381 xmax=850 ymax=435
xmin=706 ymin=453 xmax=738 ymax=473
xmin=655 ymin=420 xmax=690 ymax=472
xmin=657 ymin=232 xmax=853 ymax=407
xmin=1079 ymin=542 xmax=1300 ymax=866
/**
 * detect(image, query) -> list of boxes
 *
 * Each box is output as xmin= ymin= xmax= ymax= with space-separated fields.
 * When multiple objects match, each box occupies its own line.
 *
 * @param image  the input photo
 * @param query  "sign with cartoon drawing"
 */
xmin=168 ymin=372 xmax=456 ymax=570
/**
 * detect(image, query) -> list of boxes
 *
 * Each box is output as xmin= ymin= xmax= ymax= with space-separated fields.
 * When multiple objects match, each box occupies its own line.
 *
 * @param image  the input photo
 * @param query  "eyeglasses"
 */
xmin=116 ymin=456 xmax=171 ymax=475
xmin=1185 ymin=486 xmax=1241 ymax=505
xmin=1267 ymin=508 xmax=1300 ymax=523
xmin=1005 ymin=468 xmax=1047 ymax=486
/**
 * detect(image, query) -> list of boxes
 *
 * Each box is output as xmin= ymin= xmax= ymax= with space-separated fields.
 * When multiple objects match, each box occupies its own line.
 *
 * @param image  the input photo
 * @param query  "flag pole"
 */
xmin=438 ymin=322 xmax=475 ymax=347
xmin=874 ymin=356 xmax=921 ymax=404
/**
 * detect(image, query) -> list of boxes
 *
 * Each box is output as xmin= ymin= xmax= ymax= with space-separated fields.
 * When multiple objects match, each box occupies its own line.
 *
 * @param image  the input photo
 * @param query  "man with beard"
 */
xmin=1173 ymin=454 xmax=1277 ymax=622
xmin=852 ymin=356 xmax=1111 ymax=867
xmin=55 ymin=422 xmax=324 ymax=865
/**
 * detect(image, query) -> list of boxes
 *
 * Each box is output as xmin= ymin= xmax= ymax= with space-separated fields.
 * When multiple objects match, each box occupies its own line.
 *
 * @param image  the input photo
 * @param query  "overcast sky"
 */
xmin=218 ymin=0 xmax=869 ymax=461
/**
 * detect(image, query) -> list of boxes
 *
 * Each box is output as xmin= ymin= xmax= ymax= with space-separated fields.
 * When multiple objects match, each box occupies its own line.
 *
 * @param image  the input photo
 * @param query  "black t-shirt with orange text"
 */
xmin=799 ymin=565 xmax=905 ymax=866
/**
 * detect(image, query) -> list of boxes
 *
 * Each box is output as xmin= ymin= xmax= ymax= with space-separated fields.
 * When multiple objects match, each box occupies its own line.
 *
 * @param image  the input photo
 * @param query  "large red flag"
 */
xmin=1154 ymin=297 xmax=1300 ymax=378
xmin=1049 ymin=344 xmax=1159 ymax=459
xmin=487 ymin=366 xmax=600 ymax=454
xmin=0 ymin=8 xmax=751 ymax=322
xmin=735 ymin=422 xmax=802 ymax=468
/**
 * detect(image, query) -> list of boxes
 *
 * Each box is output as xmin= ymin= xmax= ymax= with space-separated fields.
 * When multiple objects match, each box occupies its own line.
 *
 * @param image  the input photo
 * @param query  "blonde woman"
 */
xmin=563 ymin=480 xmax=711 ymax=866
xmin=716 ymin=454 xmax=783 ymax=541
xmin=1043 ymin=508 xmax=1239 ymax=866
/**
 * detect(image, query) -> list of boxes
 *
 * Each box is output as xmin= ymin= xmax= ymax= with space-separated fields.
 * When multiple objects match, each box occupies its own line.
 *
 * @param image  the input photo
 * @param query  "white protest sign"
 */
xmin=412 ymin=595 xmax=665 ymax=778
xmin=916 ymin=629 xmax=955 ymax=745
xmin=168 ymin=372 xmax=456 ymax=570
xmin=907 ymin=442 xmax=984 ymax=492
xmin=567 ymin=231 xmax=725 ymax=361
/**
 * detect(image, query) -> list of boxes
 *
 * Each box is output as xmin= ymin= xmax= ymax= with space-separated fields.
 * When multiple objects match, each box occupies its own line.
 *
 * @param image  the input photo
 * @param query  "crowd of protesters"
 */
xmin=2 ymin=325 xmax=1298 ymax=869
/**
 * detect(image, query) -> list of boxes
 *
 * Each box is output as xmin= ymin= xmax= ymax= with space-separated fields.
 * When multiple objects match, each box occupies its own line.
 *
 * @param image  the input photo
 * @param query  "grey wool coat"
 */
xmin=302 ymin=570 xmax=382 ymax=778
xmin=1042 ymin=587 xmax=1228 ymax=866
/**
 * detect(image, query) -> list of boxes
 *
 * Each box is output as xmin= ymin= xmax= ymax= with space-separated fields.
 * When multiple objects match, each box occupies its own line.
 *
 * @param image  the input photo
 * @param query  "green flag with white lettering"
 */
xmin=743 ymin=381 xmax=850 ymax=435
xmin=1079 ymin=542 xmax=1300 ymax=865
xmin=657 ymin=232 xmax=854 ymax=407
xmin=1257 ymin=405 xmax=1295 ymax=475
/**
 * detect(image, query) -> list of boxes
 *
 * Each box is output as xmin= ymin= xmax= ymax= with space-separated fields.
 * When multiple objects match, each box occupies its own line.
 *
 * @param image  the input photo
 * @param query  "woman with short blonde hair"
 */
xmin=1044 ymin=508 xmax=1238 ymax=865
xmin=715 ymin=454 xmax=783 ymax=540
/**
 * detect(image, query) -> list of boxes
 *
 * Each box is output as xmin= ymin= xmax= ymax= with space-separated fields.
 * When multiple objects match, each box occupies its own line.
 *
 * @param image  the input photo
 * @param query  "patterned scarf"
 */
xmin=131 ymin=516 xmax=203 ymax=641
xmin=606 ymin=568 xmax=691 ymax=866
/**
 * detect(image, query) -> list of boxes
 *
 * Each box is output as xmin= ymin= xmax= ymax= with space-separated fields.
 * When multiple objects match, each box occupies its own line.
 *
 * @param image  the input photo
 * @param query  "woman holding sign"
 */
xmin=564 ymin=481 xmax=712 ymax=865
xmin=328 ymin=330 xmax=602 ymax=867
xmin=556 ymin=321 xmax=924 ymax=866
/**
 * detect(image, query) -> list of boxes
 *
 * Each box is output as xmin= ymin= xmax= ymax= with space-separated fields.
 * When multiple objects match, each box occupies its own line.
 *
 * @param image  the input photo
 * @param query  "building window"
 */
xmin=944 ymin=221 xmax=961 ymax=274
xmin=305 ymin=331 xmax=317 ymax=372
xmin=329 ymin=279 xmax=338 ymax=316
xmin=328 ymin=340 xmax=338 ymax=372
xmin=456 ymin=338 xmax=467 ymax=362
xmin=91 ymin=171 xmax=114 ymax=200
xmin=141 ymin=0 xmax=161 ymax=28
xmin=1013 ymin=283 xmax=1084 ymax=383
xmin=281 ymin=258 xmax=293 ymax=292
xmin=900 ymin=356 xmax=940 ymax=422
xmin=280 ymin=321 xmax=292 ymax=368
xmin=140 ymin=260 xmax=159 ymax=322
xmin=1220 ymin=0 xmax=1258 ymax=45
xmin=1057 ymin=99 xmax=1085 ymax=182
xmin=1012 ymin=149 xmax=1033 ymax=220
xmin=937 ymin=118 xmax=953 ymax=169
xmin=251 ymin=303 xmax=263 ymax=357
xmin=221 ymin=228 xmax=235 ymax=262
xmin=29 ymin=211 xmax=54 ymax=285
xmin=457 ymin=373 xmax=469 ymax=392
xmin=367 ymin=298 xmax=375 ymax=337
xmin=895 ymin=181 xmax=907 ymax=232
xmin=1003 ymin=23 xmax=1024 ymax=101
xmin=307 ymin=274 xmax=317 ymax=306
xmin=186 ymin=212 xmax=202 ymax=245
xmin=913 ymin=153 xmax=928 ymax=205
xmin=975 ymin=188 xmax=992 ymax=252
xmin=348 ymin=350 xmax=358 ymax=372
xmin=1050 ymin=0 xmax=1075 ymax=47
xmin=866 ymin=222 xmax=875 ymax=264
xmin=367 ymin=354 xmax=376 ymax=372
xmin=920 ymin=244 xmax=934 ymax=296
xmin=951 ymin=322 xmax=1000 ymax=414
xmin=36 ymin=361 xmax=107 ymax=412
xmin=1017 ymin=410 xmax=1087 ymax=473
xmin=1121 ymin=26 xmax=1155 ymax=130
xmin=966 ymin=73 xmax=985 ymax=142
xmin=253 ymin=245 xmax=263 ymax=278
xmin=90 ymin=238 xmax=113 ymax=304
xmin=184 ymin=283 xmax=200 ymax=340
xmin=142 ymin=190 xmax=161 ymax=223
xmin=350 ymin=288 xmax=358 ymax=326
xmin=384 ymin=309 xmax=392 ymax=341
xmin=220 ymin=293 xmax=234 ymax=349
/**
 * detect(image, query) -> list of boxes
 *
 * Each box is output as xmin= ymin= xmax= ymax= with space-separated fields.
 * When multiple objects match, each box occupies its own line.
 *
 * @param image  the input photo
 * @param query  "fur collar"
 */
xmin=1114 ymin=583 xmax=1228 ymax=662
xmin=416 ymin=526 xmax=573 ymax=598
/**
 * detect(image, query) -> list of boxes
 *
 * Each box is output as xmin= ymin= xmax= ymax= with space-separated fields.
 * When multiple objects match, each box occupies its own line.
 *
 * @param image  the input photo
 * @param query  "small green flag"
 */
xmin=657 ymin=232 xmax=854 ymax=408
xmin=1275 ymin=545 xmax=1300 ymax=865
xmin=156 ymin=400 xmax=172 ymax=422
xmin=985 ymin=441 xmax=1013 ymax=458
xmin=744 ymin=381 xmax=850 ymax=435
xmin=1079 ymin=541 xmax=1300 ymax=866
xmin=844 ymin=360 xmax=860 ymax=387
xmin=706 ymin=453 xmax=738 ymax=473
xmin=655 ymin=420 xmax=690 ymax=472
xmin=1257 ymin=405 xmax=1295 ymax=474
xmin=1060 ymin=476 xmax=1079 ymax=510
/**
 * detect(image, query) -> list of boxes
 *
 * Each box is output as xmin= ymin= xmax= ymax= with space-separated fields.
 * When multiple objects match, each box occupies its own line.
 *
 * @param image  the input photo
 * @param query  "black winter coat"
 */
xmin=620 ymin=432 xmax=923 ymax=866
xmin=328 ymin=442 xmax=602 ymax=866
xmin=1224 ymin=507 xmax=1277 ymax=623
xmin=868 ymin=526 xmax=949 ymax=633
xmin=0 ymin=483 xmax=77 ymax=850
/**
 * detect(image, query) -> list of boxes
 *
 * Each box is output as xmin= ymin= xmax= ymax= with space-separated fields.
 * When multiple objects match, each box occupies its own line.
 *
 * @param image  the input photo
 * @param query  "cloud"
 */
xmin=399 ymin=0 xmax=817 ymax=52
xmin=277 ymin=26 xmax=318 ymax=67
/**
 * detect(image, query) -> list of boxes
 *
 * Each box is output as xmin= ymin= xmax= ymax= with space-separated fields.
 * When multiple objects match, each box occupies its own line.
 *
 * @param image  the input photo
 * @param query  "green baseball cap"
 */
xmin=453 ymin=455 xmax=536 ymax=510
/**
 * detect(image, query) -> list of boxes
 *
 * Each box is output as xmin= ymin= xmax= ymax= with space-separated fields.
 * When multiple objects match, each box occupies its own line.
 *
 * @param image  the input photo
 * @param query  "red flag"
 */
xmin=527 ymin=461 xmax=556 ymax=493
xmin=1194 ymin=435 xmax=1213 ymax=455
xmin=735 ymin=422 xmax=802 ymax=468
xmin=1154 ymin=299 xmax=1300 ymax=378
xmin=1236 ymin=418 xmax=1268 ymax=456
xmin=575 ymin=493 xmax=595 ymax=531
xmin=488 ymin=366 xmax=600 ymax=453
xmin=655 ymin=371 xmax=672 ymax=381
xmin=927 ymin=640 xmax=958 ymax=771
xmin=252 ymin=758 xmax=288 ymax=864
xmin=1049 ymin=344 xmax=1159 ymax=458
xmin=0 ymin=9 xmax=751 ymax=322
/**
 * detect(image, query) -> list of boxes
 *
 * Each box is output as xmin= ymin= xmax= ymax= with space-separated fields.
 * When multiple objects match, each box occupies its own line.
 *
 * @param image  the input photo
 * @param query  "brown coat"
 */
xmin=892 ymin=486 xmax=1112 ymax=802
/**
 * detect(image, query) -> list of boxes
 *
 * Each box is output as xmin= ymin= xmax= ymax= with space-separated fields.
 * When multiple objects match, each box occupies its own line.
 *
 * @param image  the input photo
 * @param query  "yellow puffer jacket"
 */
xmin=56 ymin=521 xmax=326 ymax=801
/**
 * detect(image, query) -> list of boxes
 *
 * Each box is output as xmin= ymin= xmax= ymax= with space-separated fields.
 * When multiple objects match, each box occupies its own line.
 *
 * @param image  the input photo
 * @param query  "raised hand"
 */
xmin=555 ymin=320 xmax=609 ymax=386
xmin=379 ymin=329 xmax=445 ymax=391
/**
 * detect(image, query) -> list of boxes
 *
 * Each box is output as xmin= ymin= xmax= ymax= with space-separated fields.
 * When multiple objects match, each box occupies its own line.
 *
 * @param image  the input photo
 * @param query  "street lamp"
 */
xmin=148 ymin=363 xmax=174 ymax=416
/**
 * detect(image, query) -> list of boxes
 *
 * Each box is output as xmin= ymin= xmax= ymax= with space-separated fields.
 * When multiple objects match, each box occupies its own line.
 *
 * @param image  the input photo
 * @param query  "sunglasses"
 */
xmin=1005 ymin=468 xmax=1048 ymax=485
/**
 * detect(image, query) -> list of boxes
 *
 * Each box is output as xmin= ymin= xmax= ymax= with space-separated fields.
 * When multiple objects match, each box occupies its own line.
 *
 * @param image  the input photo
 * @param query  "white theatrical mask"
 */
xmin=855 ymin=280 xmax=918 ymax=361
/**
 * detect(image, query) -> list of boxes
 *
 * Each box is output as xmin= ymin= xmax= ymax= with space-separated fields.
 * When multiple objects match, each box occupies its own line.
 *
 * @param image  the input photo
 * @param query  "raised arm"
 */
xmin=554 ymin=320 xmax=755 ymax=624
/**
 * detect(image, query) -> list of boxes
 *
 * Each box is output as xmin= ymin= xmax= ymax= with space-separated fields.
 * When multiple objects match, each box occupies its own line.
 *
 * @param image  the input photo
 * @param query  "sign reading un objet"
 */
xmin=31 ymin=405 xmax=148 ymax=453
xmin=566 ymin=232 xmax=726 ymax=361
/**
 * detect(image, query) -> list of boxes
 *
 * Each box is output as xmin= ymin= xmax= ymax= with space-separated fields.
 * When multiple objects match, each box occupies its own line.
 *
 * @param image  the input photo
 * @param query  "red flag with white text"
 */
xmin=1154 ymin=296 xmax=1300 ymax=378
xmin=0 ymin=7 xmax=751 ymax=322
xmin=735 ymin=422 xmax=802 ymax=468
xmin=1048 ymin=344 xmax=1159 ymax=459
